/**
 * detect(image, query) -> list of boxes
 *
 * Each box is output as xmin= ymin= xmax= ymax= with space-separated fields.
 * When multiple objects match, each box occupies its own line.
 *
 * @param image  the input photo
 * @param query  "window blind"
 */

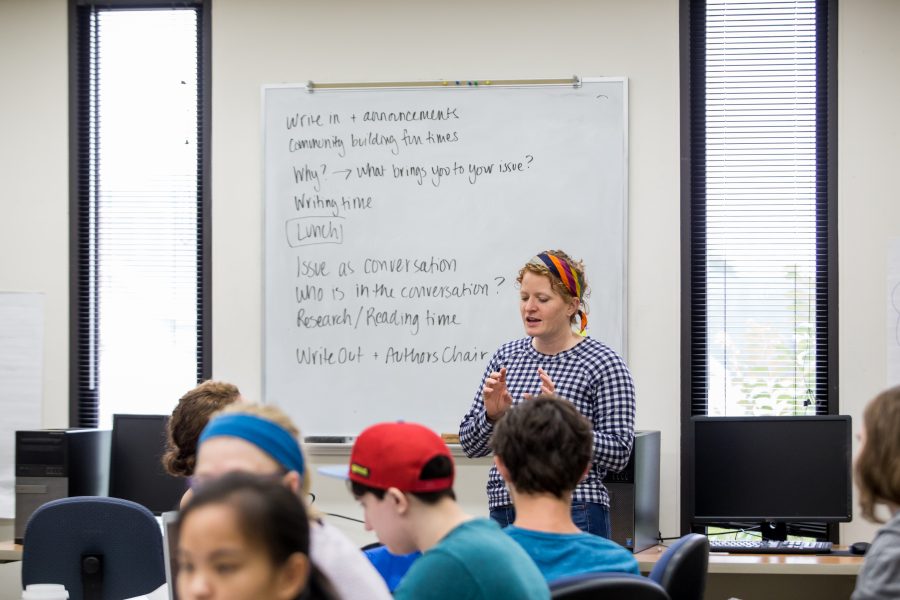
xmin=688 ymin=0 xmax=834 ymax=418
xmin=681 ymin=0 xmax=837 ymax=540
xmin=71 ymin=2 xmax=210 ymax=428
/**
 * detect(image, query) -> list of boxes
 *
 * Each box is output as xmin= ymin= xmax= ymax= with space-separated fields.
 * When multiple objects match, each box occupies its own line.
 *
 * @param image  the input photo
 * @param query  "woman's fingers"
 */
xmin=537 ymin=367 xmax=555 ymax=394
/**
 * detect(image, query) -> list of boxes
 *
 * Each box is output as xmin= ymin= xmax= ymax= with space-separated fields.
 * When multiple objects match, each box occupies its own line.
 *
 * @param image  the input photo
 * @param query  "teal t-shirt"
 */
xmin=504 ymin=525 xmax=640 ymax=583
xmin=394 ymin=518 xmax=549 ymax=600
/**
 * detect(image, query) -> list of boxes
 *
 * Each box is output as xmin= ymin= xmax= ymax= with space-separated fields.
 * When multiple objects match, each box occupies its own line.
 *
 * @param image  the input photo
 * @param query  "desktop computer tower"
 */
xmin=605 ymin=430 xmax=660 ymax=553
xmin=14 ymin=429 xmax=111 ymax=543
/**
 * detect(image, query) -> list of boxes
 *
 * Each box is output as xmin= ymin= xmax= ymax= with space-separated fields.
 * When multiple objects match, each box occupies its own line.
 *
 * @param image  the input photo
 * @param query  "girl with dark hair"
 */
xmin=177 ymin=471 xmax=338 ymax=600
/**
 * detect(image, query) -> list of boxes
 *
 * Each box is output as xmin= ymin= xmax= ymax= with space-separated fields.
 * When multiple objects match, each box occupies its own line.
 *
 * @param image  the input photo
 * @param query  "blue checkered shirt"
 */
xmin=459 ymin=336 xmax=635 ymax=509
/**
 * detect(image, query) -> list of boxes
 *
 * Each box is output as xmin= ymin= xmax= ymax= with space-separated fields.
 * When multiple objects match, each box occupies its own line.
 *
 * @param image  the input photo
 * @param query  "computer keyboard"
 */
xmin=708 ymin=539 xmax=833 ymax=554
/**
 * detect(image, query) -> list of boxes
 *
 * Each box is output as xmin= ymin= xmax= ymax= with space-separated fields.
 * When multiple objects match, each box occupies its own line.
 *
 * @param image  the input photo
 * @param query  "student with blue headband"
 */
xmin=195 ymin=403 xmax=392 ymax=600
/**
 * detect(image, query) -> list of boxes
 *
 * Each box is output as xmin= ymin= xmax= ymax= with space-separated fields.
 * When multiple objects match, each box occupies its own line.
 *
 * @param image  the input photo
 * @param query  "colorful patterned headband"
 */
xmin=528 ymin=252 xmax=588 ymax=334
xmin=530 ymin=253 xmax=582 ymax=298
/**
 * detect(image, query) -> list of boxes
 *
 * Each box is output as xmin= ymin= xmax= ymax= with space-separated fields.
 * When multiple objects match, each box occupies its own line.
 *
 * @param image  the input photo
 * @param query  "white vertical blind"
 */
xmin=702 ymin=0 xmax=823 ymax=416
xmin=78 ymin=8 xmax=203 ymax=427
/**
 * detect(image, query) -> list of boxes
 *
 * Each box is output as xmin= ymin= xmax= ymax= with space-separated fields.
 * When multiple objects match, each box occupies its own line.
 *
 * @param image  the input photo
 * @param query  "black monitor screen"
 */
xmin=109 ymin=414 xmax=186 ymax=515
xmin=691 ymin=416 xmax=852 ymax=523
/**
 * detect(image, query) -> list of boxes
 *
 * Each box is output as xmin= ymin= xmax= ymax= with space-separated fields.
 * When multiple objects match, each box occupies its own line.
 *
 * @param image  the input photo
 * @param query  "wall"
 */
xmin=0 ymin=0 xmax=897 ymax=553
xmin=838 ymin=0 xmax=900 ymax=544
xmin=0 ymin=0 xmax=69 ymax=430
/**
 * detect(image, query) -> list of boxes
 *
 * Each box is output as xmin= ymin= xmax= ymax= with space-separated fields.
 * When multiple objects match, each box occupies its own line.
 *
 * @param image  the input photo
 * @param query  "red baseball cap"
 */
xmin=348 ymin=422 xmax=454 ymax=493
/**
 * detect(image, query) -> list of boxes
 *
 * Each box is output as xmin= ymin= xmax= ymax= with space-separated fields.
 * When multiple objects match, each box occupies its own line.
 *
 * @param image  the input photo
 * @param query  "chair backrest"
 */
xmin=550 ymin=572 xmax=671 ymax=600
xmin=22 ymin=496 xmax=166 ymax=600
xmin=648 ymin=533 xmax=710 ymax=600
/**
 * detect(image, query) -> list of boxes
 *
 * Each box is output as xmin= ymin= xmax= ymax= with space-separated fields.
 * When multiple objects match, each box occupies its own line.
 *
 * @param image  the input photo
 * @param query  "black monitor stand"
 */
xmin=691 ymin=521 xmax=790 ymax=540
xmin=759 ymin=521 xmax=788 ymax=541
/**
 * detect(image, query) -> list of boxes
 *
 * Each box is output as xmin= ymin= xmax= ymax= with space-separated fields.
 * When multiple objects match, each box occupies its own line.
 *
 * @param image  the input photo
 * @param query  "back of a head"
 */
xmin=348 ymin=422 xmax=456 ymax=505
xmin=163 ymin=380 xmax=242 ymax=477
xmin=856 ymin=385 xmax=900 ymax=522
xmin=180 ymin=471 xmax=337 ymax=600
xmin=490 ymin=395 xmax=593 ymax=498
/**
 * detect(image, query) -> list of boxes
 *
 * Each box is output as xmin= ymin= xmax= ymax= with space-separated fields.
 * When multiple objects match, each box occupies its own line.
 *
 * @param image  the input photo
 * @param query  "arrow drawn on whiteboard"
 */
xmin=333 ymin=169 xmax=352 ymax=180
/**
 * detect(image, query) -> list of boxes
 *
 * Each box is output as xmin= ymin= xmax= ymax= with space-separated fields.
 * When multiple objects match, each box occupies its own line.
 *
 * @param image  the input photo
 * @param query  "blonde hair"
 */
xmin=212 ymin=402 xmax=322 ymax=519
xmin=517 ymin=249 xmax=590 ymax=327
xmin=855 ymin=386 xmax=900 ymax=523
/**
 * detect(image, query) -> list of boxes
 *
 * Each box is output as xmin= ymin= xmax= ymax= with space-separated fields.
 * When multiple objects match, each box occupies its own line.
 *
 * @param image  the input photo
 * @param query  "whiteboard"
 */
xmin=263 ymin=78 xmax=627 ymax=437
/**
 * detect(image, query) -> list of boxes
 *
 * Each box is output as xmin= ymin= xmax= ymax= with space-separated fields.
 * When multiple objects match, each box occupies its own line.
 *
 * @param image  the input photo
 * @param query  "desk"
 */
xmin=636 ymin=546 xmax=863 ymax=600
xmin=0 ymin=541 xmax=22 ymax=563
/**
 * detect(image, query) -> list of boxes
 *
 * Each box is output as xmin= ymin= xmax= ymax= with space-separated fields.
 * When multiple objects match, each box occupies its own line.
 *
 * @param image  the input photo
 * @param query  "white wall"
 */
xmin=0 ymin=0 xmax=69 ymax=430
xmin=0 ymin=0 xmax=897 ymax=552
xmin=838 ymin=0 xmax=900 ymax=544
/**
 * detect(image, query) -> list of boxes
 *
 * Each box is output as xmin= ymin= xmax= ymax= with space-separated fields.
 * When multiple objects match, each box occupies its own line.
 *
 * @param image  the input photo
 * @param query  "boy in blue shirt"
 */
xmin=491 ymin=394 xmax=640 ymax=582
xmin=344 ymin=421 xmax=549 ymax=599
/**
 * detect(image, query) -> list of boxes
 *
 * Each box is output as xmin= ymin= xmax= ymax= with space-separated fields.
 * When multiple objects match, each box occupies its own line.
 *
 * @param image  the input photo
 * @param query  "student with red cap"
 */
xmin=345 ymin=421 xmax=549 ymax=600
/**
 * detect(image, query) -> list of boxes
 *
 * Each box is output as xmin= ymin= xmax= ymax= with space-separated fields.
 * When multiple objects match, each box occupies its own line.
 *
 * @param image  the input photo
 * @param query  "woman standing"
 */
xmin=459 ymin=250 xmax=635 ymax=538
xmin=852 ymin=386 xmax=900 ymax=600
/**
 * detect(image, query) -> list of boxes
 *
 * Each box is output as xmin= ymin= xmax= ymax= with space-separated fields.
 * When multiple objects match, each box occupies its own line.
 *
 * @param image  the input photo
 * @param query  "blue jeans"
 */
xmin=489 ymin=502 xmax=611 ymax=539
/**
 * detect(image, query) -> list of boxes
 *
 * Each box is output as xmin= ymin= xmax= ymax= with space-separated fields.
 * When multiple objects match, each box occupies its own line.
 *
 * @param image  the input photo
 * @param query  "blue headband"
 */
xmin=199 ymin=413 xmax=305 ymax=476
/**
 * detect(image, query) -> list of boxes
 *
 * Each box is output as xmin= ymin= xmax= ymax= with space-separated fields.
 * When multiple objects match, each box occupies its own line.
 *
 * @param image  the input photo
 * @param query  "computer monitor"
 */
xmin=690 ymin=415 xmax=852 ymax=539
xmin=109 ymin=414 xmax=187 ymax=515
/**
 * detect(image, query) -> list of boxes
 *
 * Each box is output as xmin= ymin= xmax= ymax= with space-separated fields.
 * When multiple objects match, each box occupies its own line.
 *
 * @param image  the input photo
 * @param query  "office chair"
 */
xmin=22 ymin=496 xmax=166 ymax=600
xmin=648 ymin=533 xmax=710 ymax=600
xmin=550 ymin=572 xmax=671 ymax=599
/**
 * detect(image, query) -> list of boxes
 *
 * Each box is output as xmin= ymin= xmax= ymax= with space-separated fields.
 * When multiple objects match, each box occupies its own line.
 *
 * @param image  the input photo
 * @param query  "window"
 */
xmin=681 ymin=0 xmax=837 ymax=535
xmin=70 ymin=1 xmax=211 ymax=428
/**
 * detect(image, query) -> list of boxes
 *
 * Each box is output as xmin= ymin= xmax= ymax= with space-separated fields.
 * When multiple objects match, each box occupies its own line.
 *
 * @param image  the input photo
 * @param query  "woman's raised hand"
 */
xmin=483 ymin=367 xmax=513 ymax=421
xmin=524 ymin=367 xmax=556 ymax=400
xmin=536 ymin=367 xmax=555 ymax=395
